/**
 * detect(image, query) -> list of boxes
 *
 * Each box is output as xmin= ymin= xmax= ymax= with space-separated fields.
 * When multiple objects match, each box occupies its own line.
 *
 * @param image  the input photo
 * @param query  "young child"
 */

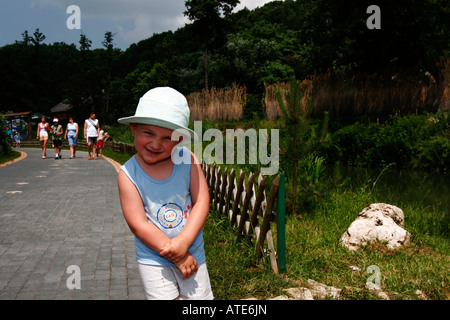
xmin=117 ymin=87 xmax=213 ymax=300
xmin=95 ymin=130 xmax=110 ymax=158
xmin=13 ymin=131 xmax=22 ymax=147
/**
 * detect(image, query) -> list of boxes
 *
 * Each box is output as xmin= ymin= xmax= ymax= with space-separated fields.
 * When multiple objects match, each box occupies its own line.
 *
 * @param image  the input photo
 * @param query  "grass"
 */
xmin=203 ymin=186 xmax=449 ymax=300
xmin=203 ymin=215 xmax=294 ymax=300
xmin=0 ymin=150 xmax=21 ymax=164
xmin=290 ymin=188 xmax=448 ymax=300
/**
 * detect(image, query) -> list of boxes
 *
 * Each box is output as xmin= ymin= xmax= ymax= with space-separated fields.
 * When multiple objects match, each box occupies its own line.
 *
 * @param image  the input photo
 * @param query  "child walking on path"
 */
xmin=117 ymin=87 xmax=213 ymax=300
xmin=13 ymin=132 xmax=22 ymax=147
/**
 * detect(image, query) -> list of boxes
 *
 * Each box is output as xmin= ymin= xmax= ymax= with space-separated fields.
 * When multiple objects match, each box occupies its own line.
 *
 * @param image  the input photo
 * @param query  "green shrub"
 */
xmin=0 ymin=115 xmax=12 ymax=155
xmin=328 ymin=122 xmax=379 ymax=166
xmin=414 ymin=136 xmax=450 ymax=172
xmin=322 ymin=112 xmax=449 ymax=171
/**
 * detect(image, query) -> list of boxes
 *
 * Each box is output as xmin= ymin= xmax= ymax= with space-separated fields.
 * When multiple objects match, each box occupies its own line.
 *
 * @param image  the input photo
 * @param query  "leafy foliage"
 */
xmin=0 ymin=115 xmax=12 ymax=155
xmin=276 ymin=78 xmax=330 ymax=213
xmin=0 ymin=0 xmax=449 ymax=123
xmin=320 ymin=112 xmax=450 ymax=172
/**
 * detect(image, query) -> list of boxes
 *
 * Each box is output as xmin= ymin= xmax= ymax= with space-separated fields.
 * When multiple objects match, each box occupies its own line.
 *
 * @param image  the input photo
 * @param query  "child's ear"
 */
xmin=129 ymin=123 xmax=137 ymax=136
xmin=171 ymin=129 xmax=185 ymax=144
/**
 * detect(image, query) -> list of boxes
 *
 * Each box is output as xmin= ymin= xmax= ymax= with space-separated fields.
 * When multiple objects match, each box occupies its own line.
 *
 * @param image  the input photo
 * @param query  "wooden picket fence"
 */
xmin=202 ymin=163 xmax=286 ymax=274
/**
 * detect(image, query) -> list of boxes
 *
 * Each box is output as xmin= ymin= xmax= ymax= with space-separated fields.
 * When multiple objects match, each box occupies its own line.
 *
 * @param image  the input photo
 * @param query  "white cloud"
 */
xmin=32 ymin=0 xmax=185 ymax=19
xmin=234 ymin=0 xmax=277 ymax=12
xmin=28 ymin=0 xmax=277 ymax=47
xmin=118 ymin=13 xmax=189 ymax=44
xmin=117 ymin=14 xmax=154 ymax=43
xmin=32 ymin=0 xmax=187 ymax=45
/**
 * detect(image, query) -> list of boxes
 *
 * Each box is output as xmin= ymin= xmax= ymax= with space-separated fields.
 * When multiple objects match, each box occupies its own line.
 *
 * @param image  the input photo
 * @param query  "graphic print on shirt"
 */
xmin=157 ymin=202 xmax=185 ymax=229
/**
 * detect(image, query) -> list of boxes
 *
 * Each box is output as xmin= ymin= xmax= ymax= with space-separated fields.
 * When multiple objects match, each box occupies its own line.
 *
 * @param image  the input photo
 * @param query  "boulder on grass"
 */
xmin=340 ymin=203 xmax=410 ymax=251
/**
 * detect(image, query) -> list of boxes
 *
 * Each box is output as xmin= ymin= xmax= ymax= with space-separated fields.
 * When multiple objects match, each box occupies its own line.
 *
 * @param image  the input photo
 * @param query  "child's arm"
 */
xmin=119 ymin=170 xmax=199 ymax=278
xmin=174 ymin=252 xmax=198 ymax=279
xmin=118 ymin=170 xmax=171 ymax=252
xmin=160 ymin=152 xmax=210 ymax=263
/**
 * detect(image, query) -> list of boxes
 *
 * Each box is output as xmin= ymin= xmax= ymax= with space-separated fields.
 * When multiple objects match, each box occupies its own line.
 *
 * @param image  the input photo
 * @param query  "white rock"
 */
xmin=340 ymin=203 xmax=411 ymax=251
xmin=284 ymin=287 xmax=314 ymax=300
xmin=307 ymin=279 xmax=341 ymax=300
xmin=268 ymin=295 xmax=290 ymax=300
xmin=349 ymin=265 xmax=361 ymax=271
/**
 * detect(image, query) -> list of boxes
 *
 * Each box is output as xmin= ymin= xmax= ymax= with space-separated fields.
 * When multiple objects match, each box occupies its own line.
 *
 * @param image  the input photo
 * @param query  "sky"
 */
xmin=0 ymin=0 xmax=276 ymax=51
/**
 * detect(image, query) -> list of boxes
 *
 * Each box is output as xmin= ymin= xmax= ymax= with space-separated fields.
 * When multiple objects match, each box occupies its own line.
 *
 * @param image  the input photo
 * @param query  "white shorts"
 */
xmin=138 ymin=262 xmax=214 ymax=300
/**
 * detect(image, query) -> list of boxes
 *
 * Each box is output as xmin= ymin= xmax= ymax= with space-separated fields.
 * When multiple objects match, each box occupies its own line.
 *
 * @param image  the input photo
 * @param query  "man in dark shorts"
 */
xmin=51 ymin=118 xmax=63 ymax=159
xmin=84 ymin=112 xmax=100 ymax=160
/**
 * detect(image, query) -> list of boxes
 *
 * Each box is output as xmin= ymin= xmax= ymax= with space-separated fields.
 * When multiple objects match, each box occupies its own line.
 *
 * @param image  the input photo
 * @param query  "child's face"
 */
xmin=130 ymin=123 xmax=182 ymax=165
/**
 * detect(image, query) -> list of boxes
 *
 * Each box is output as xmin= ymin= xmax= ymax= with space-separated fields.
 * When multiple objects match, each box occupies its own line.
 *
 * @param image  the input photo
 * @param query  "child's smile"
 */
xmin=131 ymin=123 xmax=181 ymax=166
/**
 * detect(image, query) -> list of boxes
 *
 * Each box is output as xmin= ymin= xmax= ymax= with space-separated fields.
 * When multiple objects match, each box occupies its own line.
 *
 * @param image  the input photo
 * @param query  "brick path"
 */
xmin=0 ymin=148 xmax=146 ymax=300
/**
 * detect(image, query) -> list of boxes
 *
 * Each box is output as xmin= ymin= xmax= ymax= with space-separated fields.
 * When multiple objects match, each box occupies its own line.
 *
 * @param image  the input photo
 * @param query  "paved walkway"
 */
xmin=0 ymin=148 xmax=146 ymax=300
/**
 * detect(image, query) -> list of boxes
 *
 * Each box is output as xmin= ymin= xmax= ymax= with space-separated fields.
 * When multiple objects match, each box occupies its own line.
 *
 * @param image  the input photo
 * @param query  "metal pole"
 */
xmin=277 ymin=173 xmax=286 ymax=274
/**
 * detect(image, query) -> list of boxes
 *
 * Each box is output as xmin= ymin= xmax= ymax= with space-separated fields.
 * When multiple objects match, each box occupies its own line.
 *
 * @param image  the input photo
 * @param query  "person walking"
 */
xmin=95 ymin=130 xmax=110 ymax=158
xmin=50 ymin=118 xmax=63 ymax=159
xmin=37 ymin=116 xmax=49 ymax=159
xmin=65 ymin=116 xmax=79 ymax=159
xmin=13 ymin=131 xmax=22 ymax=147
xmin=84 ymin=112 xmax=100 ymax=160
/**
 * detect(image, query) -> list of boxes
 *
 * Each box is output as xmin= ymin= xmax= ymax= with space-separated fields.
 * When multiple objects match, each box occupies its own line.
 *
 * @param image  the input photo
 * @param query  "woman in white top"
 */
xmin=65 ymin=116 xmax=79 ymax=159
xmin=84 ymin=112 xmax=100 ymax=160
xmin=36 ymin=116 xmax=49 ymax=159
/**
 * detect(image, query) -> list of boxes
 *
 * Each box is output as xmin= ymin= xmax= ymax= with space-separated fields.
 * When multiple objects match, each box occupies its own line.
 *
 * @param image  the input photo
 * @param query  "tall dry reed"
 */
xmin=265 ymin=59 xmax=450 ymax=118
xmin=187 ymin=84 xmax=247 ymax=122
xmin=264 ymin=79 xmax=313 ymax=120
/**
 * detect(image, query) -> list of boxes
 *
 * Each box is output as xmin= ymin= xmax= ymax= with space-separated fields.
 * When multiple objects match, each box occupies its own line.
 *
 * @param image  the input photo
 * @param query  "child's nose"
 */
xmin=150 ymin=139 xmax=162 ymax=150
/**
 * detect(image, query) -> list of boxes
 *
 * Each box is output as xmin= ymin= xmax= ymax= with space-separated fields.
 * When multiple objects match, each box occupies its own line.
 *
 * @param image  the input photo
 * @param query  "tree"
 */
xmin=276 ymin=78 xmax=329 ymax=213
xmin=79 ymin=33 xmax=92 ymax=51
xmin=31 ymin=28 xmax=46 ymax=47
xmin=223 ymin=33 xmax=293 ymax=91
xmin=102 ymin=31 xmax=115 ymax=52
xmin=184 ymin=0 xmax=240 ymax=90
xmin=16 ymin=30 xmax=31 ymax=47
xmin=30 ymin=28 xmax=46 ymax=57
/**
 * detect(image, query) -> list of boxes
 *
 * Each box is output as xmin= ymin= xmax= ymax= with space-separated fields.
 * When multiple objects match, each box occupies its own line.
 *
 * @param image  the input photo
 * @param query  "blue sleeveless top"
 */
xmin=67 ymin=123 xmax=77 ymax=137
xmin=120 ymin=147 xmax=205 ymax=267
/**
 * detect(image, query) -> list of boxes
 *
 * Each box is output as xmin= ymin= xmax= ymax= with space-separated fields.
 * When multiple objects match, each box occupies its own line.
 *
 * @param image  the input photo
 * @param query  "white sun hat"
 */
xmin=117 ymin=87 xmax=198 ymax=142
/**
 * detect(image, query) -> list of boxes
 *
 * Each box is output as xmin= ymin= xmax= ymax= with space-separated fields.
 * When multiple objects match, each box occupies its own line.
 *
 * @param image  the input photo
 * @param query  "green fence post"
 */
xmin=277 ymin=173 xmax=286 ymax=274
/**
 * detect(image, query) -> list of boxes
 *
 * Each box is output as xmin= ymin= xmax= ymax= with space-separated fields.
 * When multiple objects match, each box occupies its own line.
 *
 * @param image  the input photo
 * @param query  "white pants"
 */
xmin=138 ymin=262 xmax=214 ymax=300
